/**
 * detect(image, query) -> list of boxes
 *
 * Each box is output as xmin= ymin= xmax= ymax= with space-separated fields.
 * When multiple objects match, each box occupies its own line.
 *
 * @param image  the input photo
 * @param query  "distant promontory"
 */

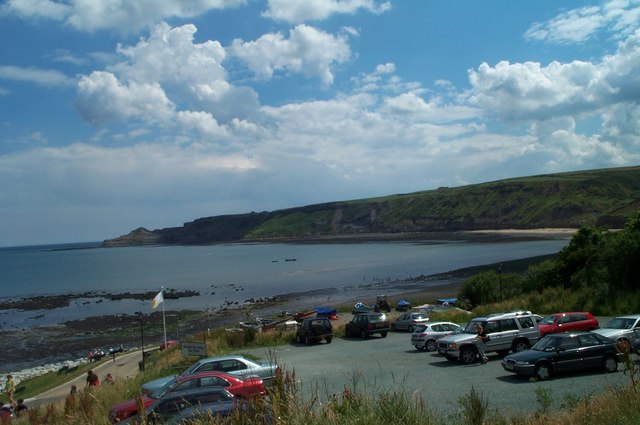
xmin=103 ymin=166 xmax=640 ymax=247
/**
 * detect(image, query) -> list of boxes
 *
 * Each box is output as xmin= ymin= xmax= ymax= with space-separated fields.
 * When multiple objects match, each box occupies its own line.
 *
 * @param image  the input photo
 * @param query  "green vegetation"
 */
xmin=106 ymin=166 xmax=640 ymax=245
xmin=458 ymin=212 xmax=640 ymax=316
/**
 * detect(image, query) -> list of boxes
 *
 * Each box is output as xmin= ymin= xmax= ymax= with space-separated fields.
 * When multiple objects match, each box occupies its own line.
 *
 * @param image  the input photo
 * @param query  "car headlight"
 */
xmin=514 ymin=360 xmax=530 ymax=366
xmin=448 ymin=343 xmax=457 ymax=349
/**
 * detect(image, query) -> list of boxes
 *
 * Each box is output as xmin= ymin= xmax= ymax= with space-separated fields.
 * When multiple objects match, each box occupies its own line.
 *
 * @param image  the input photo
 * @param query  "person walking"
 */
xmin=476 ymin=322 xmax=489 ymax=363
xmin=86 ymin=370 xmax=100 ymax=387
xmin=3 ymin=375 xmax=15 ymax=407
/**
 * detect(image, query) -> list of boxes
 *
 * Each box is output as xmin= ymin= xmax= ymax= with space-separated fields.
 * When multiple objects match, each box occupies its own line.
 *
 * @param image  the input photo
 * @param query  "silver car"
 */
xmin=592 ymin=314 xmax=640 ymax=343
xmin=141 ymin=355 xmax=279 ymax=395
xmin=411 ymin=321 xmax=461 ymax=351
xmin=391 ymin=312 xmax=429 ymax=332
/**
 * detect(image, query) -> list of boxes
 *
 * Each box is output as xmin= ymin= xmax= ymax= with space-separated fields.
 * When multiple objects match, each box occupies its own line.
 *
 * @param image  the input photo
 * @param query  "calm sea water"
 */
xmin=0 ymin=238 xmax=569 ymax=329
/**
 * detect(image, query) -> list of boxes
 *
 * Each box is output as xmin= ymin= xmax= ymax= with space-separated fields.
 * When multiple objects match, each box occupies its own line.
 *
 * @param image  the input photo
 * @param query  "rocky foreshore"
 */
xmin=0 ymin=288 xmax=200 ymax=310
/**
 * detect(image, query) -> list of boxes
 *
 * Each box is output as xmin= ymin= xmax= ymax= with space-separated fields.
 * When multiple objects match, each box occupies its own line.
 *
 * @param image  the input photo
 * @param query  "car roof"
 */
xmin=546 ymin=312 xmax=592 ymax=316
xmin=613 ymin=314 xmax=640 ymax=319
xmin=195 ymin=355 xmax=252 ymax=364
xmin=176 ymin=371 xmax=236 ymax=382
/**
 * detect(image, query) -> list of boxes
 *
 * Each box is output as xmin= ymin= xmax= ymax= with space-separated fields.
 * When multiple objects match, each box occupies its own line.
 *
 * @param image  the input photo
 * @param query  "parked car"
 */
xmin=411 ymin=322 xmax=461 ymax=351
xmin=88 ymin=348 xmax=106 ymax=362
xmin=110 ymin=371 xmax=264 ymax=422
xmin=538 ymin=312 xmax=599 ymax=337
xmin=501 ymin=332 xmax=621 ymax=380
xmin=592 ymin=314 xmax=640 ymax=343
xmin=437 ymin=311 xmax=540 ymax=364
xmin=345 ymin=312 xmax=390 ymax=339
xmin=160 ymin=340 xmax=177 ymax=350
xmin=115 ymin=387 xmax=236 ymax=425
xmin=295 ymin=317 xmax=333 ymax=344
xmin=392 ymin=312 xmax=429 ymax=332
xmin=141 ymin=355 xmax=279 ymax=395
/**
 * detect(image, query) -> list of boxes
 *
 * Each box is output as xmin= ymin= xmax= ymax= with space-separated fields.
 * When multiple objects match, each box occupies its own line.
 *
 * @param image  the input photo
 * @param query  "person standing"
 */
xmin=3 ymin=375 xmax=15 ymax=407
xmin=476 ymin=322 xmax=489 ymax=364
xmin=64 ymin=385 xmax=77 ymax=417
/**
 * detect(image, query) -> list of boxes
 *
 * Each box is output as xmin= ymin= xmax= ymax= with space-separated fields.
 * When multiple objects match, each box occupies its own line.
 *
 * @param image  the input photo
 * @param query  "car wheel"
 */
xmin=296 ymin=335 xmax=302 ymax=344
xmin=408 ymin=325 xmax=414 ymax=333
xmin=391 ymin=324 xmax=397 ymax=331
xmin=381 ymin=331 xmax=388 ymax=338
xmin=415 ymin=345 xmax=423 ymax=351
xmin=512 ymin=340 xmax=530 ymax=353
xmin=361 ymin=330 xmax=368 ymax=339
xmin=326 ymin=337 xmax=332 ymax=344
xmin=535 ymin=363 xmax=551 ymax=381
xmin=604 ymin=355 xmax=618 ymax=373
xmin=460 ymin=346 xmax=476 ymax=364
xmin=426 ymin=340 xmax=437 ymax=352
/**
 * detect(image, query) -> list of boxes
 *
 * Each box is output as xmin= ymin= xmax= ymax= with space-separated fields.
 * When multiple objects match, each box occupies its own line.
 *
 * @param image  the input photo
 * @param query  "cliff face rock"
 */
xmin=102 ymin=227 xmax=162 ymax=247
xmin=103 ymin=166 xmax=640 ymax=247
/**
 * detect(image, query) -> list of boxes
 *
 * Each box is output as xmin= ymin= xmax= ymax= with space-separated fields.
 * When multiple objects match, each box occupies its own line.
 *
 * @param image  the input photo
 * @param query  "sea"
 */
xmin=0 ymin=236 xmax=571 ymax=331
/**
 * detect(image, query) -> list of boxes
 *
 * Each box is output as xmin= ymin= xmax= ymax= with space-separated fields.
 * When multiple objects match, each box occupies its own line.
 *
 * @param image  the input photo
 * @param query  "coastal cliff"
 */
xmin=103 ymin=166 xmax=640 ymax=247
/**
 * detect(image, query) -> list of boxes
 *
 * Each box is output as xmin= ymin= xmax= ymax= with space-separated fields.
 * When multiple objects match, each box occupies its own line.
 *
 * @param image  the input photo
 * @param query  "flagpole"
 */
xmin=161 ymin=286 xmax=167 ymax=349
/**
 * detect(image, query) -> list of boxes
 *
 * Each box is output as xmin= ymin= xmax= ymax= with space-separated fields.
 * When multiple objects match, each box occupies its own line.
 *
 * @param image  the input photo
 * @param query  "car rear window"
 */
xmin=369 ymin=314 xmax=387 ymax=323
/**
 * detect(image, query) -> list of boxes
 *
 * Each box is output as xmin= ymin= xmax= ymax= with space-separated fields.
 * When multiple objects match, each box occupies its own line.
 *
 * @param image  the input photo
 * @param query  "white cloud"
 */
xmin=0 ymin=65 xmax=75 ymax=87
xmin=2 ymin=0 xmax=247 ymax=33
xmin=525 ymin=0 xmax=640 ymax=44
xmin=468 ymin=28 xmax=640 ymax=126
xmin=263 ymin=0 xmax=391 ymax=23
xmin=230 ymin=24 xmax=351 ymax=85
xmin=76 ymin=71 xmax=175 ymax=125
xmin=75 ymin=22 xmax=259 ymax=131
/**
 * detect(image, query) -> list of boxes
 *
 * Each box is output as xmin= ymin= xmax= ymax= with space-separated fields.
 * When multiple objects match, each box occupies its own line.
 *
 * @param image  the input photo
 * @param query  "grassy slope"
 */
xmin=245 ymin=166 xmax=640 ymax=239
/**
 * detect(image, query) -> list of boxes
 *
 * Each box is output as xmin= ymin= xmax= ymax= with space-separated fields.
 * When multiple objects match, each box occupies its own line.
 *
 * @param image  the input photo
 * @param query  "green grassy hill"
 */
xmin=103 ymin=166 xmax=640 ymax=246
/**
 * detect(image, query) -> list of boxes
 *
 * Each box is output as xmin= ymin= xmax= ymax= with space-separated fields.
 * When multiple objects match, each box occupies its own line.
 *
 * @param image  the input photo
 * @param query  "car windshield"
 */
xmin=539 ymin=315 xmax=557 ymax=325
xmin=605 ymin=318 xmax=636 ymax=329
xmin=463 ymin=322 xmax=482 ymax=334
xmin=532 ymin=336 xmax=562 ymax=352
xmin=149 ymin=377 xmax=178 ymax=399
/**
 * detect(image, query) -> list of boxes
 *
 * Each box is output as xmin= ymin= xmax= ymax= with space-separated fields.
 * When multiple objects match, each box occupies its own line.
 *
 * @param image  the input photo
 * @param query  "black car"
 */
xmin=295 ymin=317 xmax=333 ymax=344
xmin=345 ymin=312 xmax=390 ymax=339
xmin=501 ymin=332 xmax=621 ymax=380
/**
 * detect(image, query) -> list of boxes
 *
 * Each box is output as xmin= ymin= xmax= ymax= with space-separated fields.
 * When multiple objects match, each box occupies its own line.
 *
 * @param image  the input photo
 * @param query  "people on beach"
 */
xmin=476 ymin=322 xmax=489 ymax=363
xmin=14 ymin=399 xmax=27 ymax=416
xmin=3 ymin=374 xmax=15 ymax=407
xmin=64 ymin=385 xmax=77 ymax=416
xmin=86 ymin=370 xmax=100 ymax=387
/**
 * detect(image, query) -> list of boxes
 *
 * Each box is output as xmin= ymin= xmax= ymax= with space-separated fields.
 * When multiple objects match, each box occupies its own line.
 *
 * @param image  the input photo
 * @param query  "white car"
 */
xmin=391 ymin=312 xmax=429 ymax=332
xmin=411 ymin=321 xmax=461 ymax=351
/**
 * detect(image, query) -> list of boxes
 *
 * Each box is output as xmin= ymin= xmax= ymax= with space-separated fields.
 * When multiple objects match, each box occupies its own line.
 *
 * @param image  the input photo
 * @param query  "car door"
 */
xmin=553 ymin=336 xmax=582 ymax=373
xmin=577 ymin=333 xmax=607 ymax=369
xmin=486 ymin=319 xmax=518 ymax=352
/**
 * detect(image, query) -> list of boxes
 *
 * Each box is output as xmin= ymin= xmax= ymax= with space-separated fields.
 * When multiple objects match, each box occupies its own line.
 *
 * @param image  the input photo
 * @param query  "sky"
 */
xmin=1 ymin=0 xmax=639 ymax=247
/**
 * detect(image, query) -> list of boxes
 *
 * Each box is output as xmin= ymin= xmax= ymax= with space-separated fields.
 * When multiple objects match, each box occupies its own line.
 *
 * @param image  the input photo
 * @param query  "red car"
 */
xmin=538 ymin=312 xmax=599 ymax=337
xmin=109 ymin=371 xmax=265 ymax=422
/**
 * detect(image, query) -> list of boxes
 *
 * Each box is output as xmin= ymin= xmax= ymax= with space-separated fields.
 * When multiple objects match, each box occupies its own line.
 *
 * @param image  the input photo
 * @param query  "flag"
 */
xmin=151 ymin=290 xmax=164 ymax=309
